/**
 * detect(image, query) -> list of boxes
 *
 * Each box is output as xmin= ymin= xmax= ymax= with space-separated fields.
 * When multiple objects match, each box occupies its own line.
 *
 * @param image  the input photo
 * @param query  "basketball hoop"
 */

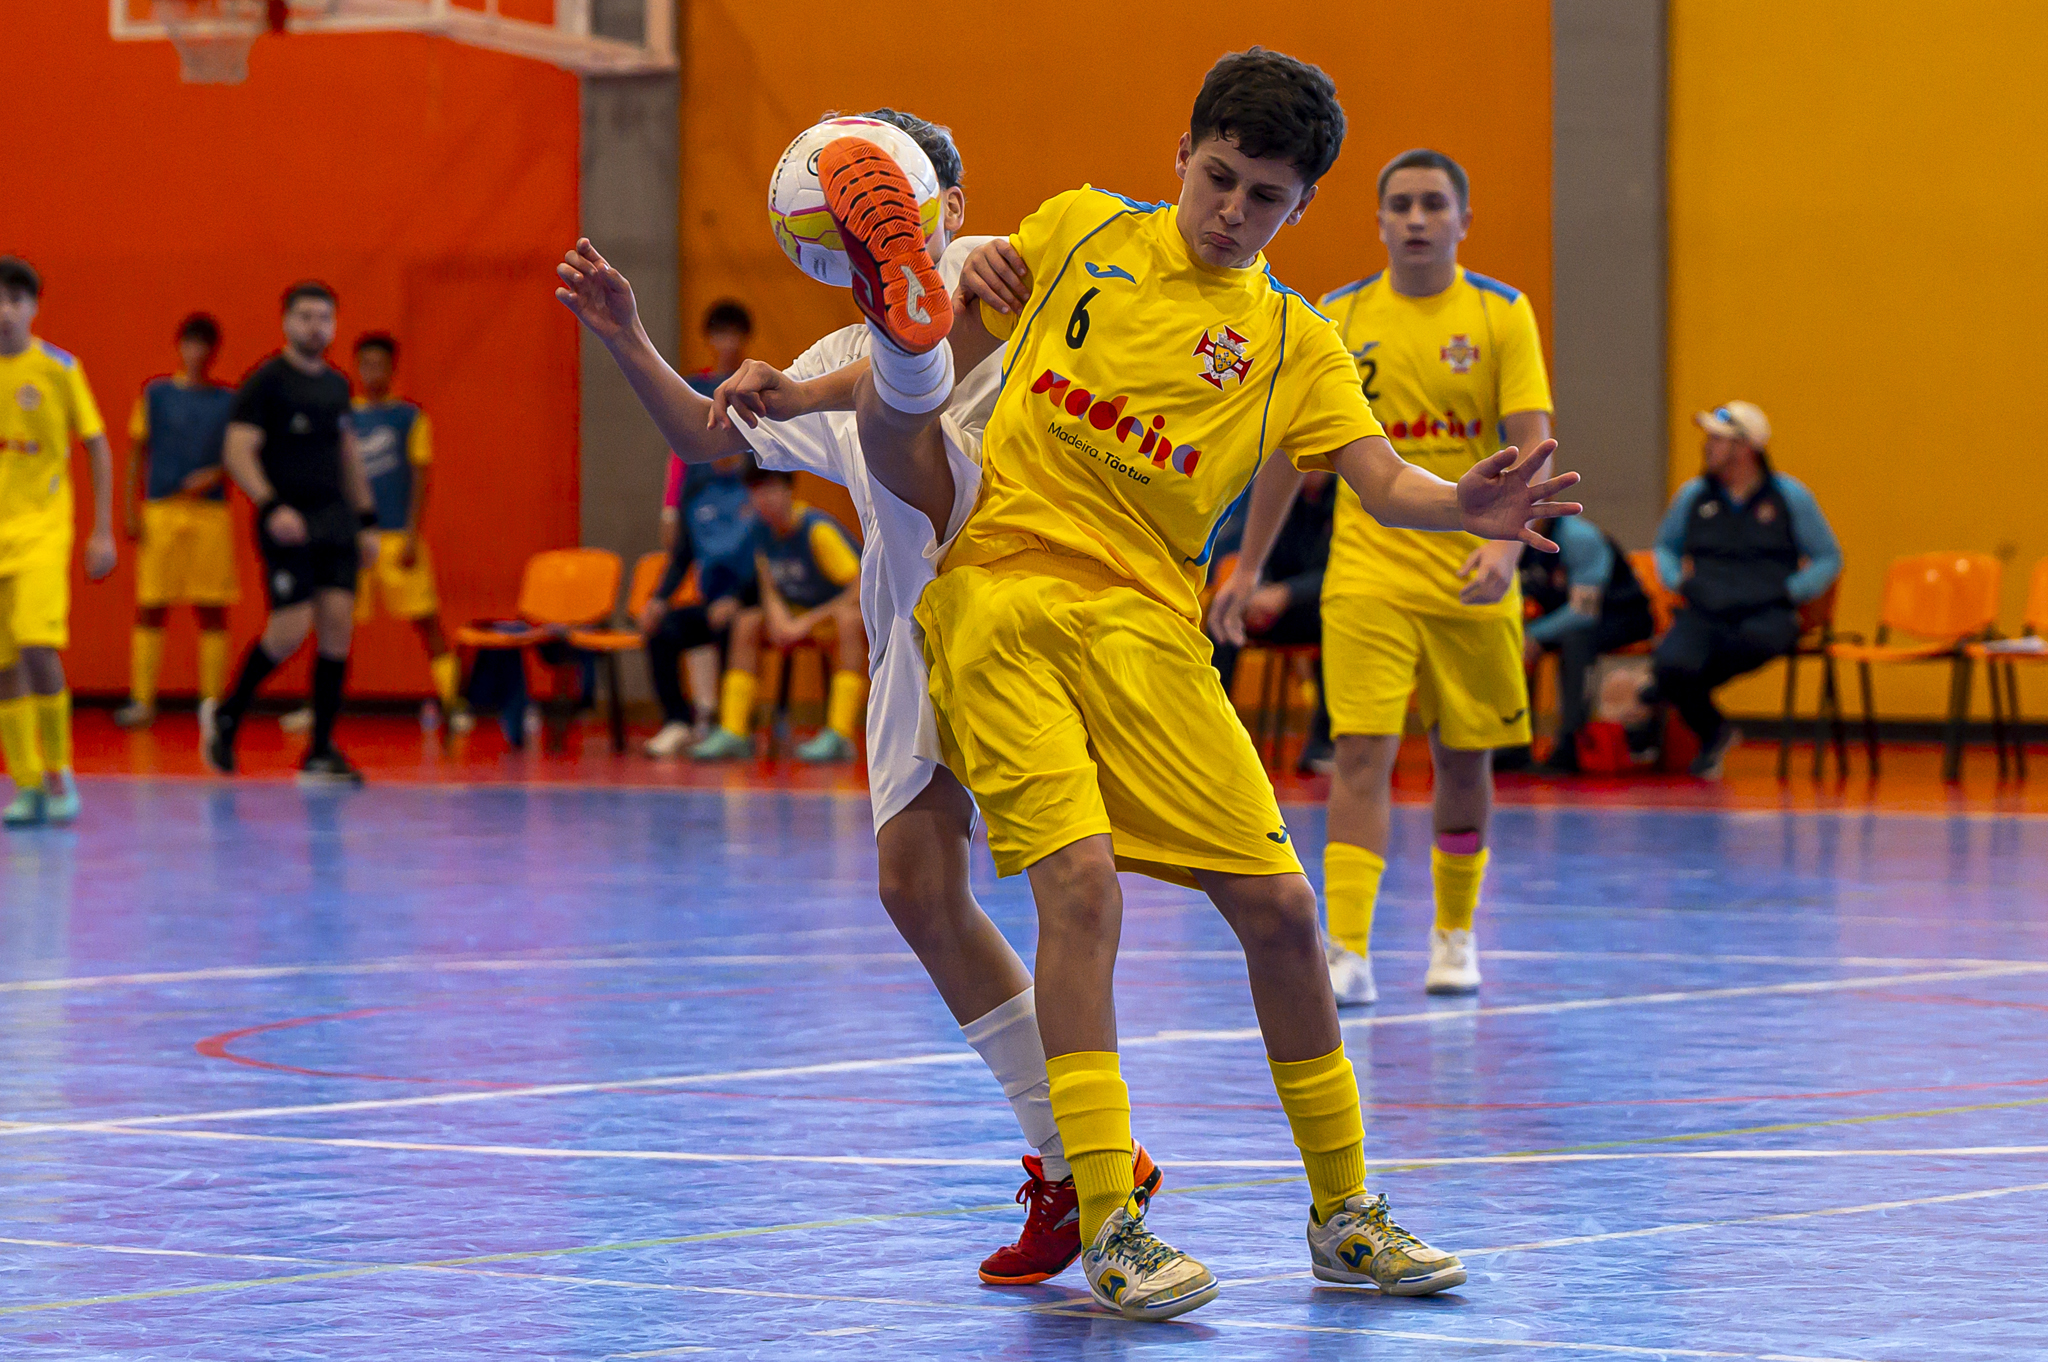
xmin=152 ymin=0 xmax=338 ymax=83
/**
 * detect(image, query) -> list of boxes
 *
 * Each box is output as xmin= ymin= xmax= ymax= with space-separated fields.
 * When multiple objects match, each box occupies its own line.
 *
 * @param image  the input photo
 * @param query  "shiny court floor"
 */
xmin=2 ymin=776 xmax=2045 ymax=1360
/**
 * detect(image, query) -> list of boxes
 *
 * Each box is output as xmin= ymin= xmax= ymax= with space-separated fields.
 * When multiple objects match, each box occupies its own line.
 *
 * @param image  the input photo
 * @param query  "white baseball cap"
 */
xmin=1695 ymin=400 xmax=1771 ymax=451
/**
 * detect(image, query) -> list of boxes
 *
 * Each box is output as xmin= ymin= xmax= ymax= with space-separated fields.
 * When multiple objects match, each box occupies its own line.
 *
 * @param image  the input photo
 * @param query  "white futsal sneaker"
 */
xmin=1081 ymin=1191 xmax=1219 ymax=1321
xmin=643 ymin=720 xmax=693 ymax=758
xmin=279 ymin=705 xmax=314 ymax=735
xmin=1424 ymin=928 xmax=1482 ymax=995
xmin=1326 ymin=941 xmax=1378 ymax=1007
xmin=1308 ymin=1191 xmax=1467 ymax=1296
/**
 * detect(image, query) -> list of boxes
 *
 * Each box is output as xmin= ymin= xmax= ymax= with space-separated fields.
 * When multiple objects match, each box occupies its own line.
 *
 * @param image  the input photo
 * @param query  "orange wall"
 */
xmin=678 ymin=2 xmax=1553 ymax=385
xmin=1670 ymin=1 xmax=2048 ymax=720
xmin=13 ymin=7 xmax=582 ymax=699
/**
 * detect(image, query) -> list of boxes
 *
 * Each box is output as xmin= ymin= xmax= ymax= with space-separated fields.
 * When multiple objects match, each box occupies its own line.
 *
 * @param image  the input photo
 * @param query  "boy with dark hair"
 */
xmin=0 ymin=255 xmax=117 ymax=826
xmin=562 ymin=103 xmax=1166 ymax=1288
xmin=824 ymin=50 xmax=1577 ymax=1317
xmin=348 ymin=332 xmax=468 ymax=733
xmin=688 ymin=466 xmax=865 ymax=763
xmin=207 ymin=281 xmax=380 ymax=784
xmin=118 ymin=312 xmax=239 ymax=732
xmin=1219 ymin=146 xmax=1555 ymax=1008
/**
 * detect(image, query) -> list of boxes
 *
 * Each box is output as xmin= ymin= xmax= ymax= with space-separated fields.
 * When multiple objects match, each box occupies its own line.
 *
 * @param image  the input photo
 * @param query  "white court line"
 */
xmin=6 ymin=946 xmax=2035 ymax=996
xmin=8 ymin=1124 xmax=2048 ymax=1169
xmin=6 ymin=963 xmax=2038 ymax=1135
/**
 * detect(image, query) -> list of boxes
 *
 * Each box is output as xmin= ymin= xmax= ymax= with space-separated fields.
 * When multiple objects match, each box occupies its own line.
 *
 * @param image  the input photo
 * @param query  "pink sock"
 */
xmin=1435 ymin=829 xmax=1483 ymax=856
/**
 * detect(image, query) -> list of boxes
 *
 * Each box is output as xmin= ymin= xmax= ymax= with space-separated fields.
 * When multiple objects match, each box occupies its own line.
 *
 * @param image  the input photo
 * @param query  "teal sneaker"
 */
xmin=689 ymin=727 xmax=753 ymax=761
xmin=44 ymin=772 xmax=80 ymax=825
xmin=3 ymin=787 xmax=48 ymax=828
xmin=794 ymin=728 xmax=854 ymax=763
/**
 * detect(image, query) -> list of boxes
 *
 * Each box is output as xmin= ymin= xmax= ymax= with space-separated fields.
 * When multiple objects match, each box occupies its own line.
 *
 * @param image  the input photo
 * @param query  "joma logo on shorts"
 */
xmin=1030 ymin=369 xmax=1202 ymax=477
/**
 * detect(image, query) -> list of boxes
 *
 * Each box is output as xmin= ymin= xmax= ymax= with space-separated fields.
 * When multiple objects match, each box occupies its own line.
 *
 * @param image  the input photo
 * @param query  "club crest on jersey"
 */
xmin=1193 ymin=325 xmax=1253 ymax=390
xmin=1439 ymin=333 xmax=1480 ymax=374
xmin=14 ymin=384 xmax=41 ymax=413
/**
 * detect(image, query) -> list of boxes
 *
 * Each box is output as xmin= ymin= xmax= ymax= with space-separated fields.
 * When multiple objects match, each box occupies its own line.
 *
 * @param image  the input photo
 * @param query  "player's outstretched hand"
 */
xmin=708 ymin=360 xmax=809 ymax=431
xmin=84 ymin=529 xmax=117 ymax=582
xmin=555 ymin=238 xmax=640 ymax=347
xmin=1206 ymin=567 xmax=1257 ymax=647
xmin=1456 ymin=439 xmax=1581 ymax=553
xmin=959 ymin=239 xmax=1032 ymax=315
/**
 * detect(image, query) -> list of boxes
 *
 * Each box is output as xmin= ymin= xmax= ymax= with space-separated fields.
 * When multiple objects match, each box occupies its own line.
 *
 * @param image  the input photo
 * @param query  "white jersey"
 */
xmin=736 ymin=235 xmax=1001 ymax=830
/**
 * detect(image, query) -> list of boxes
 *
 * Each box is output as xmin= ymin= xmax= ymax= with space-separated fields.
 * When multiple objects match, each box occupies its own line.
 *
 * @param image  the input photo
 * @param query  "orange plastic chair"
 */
xmin=1966 ymin=556 xmax=2048 ymax=779
xmin=455 ymin=548 xmax=628 ymax=752
xmin=1827 ymin=552 xmax=2002 ymax=780
xmin=1777 ymin=578 xmax=1847 ymax=780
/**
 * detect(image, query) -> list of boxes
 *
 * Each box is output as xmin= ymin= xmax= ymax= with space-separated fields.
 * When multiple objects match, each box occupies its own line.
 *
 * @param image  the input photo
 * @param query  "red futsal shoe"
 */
xmin=817 ymin=136 xmax=953 ymax=353
xmin=979 ymin=1143 xmax=1163 ymax=1285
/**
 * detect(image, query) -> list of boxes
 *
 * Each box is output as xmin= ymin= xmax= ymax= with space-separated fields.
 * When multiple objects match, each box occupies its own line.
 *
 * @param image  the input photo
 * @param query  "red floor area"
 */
xmin=67 ymin=706 xmax=2048 ymax=815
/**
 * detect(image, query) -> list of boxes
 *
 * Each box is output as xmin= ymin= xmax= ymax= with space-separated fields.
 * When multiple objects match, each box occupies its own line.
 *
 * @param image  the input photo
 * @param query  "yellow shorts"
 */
xmin=917 ymin=550 xmax=1302 ymax=887
xmin=1323 ymin=591 xmax=1531 ymax=749
xmin=136 ymin=498 xmax=240 ymax=607
xmin=355 ymin=532 xmax=441 ymax=621
xmin=0 ymin=543 xmax=70 ymax=666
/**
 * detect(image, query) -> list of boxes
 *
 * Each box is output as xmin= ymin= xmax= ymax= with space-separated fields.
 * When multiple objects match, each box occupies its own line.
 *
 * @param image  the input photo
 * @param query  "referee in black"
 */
xmin=206 ymin=281 xmax=380 ymax=784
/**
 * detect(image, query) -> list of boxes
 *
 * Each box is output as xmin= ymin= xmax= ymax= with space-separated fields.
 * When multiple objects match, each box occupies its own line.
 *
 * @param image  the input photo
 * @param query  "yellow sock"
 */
xmin=1432 ymin=845 xmax=1489 ymax=934
xmin=1046 ymin=1051 xmax=1134 ymax=1245
xmin=718 ymin=670 xmax=757 ymax=738
xmin=0 ymin=695 xmax=44 ymax=791
xmin=34 ymin=690 xmax=72 ymax=775
xmin=131 ymin=627 xmax=165 ymax=710
xmin=429 ymin=652 xmax=461 ymax=710
xmin=197 ymin=630 xmax=230 ymax=702
xmin=1324 ymin=843 xmax=1385 ymax=956
xmin=825 ymin=669 xmax=864 ymax=741
xmin=1269 ymin=1046 xmax=1368 ymax=1221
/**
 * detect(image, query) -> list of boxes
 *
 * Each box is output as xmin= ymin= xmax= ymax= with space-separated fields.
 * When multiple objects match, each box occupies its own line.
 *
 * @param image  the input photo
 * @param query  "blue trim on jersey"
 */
xmin=34 ymin=339 xmax=77 ymax=368
xmin=1085 ymin=187 xmax=1170 ymax=214
xmin=1262 ymin=267 xmax=1332 ymax=323
xmin=1189 ymin=291 xmax=1291 ymax=568
xmin=999 ymin=207 xmax=1141 ymax=388
xmin=1320 ymin=272 xmax=1381 ymax=304
xmin=1193 ymin=475 xmax=1258 ymax=568
xmin=1464 ymin=270 xmax=1522 ymax=302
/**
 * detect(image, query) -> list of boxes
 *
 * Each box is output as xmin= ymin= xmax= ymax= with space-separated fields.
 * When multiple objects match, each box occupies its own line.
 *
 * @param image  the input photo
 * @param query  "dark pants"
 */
xmin=646 ymin=605 xmax=727 ymax=723
xmin=1546 ymin=605 xmax=1658 ymax=744
xmin=1651 ymin=606 xmax=1800 ymax=746
xmin=1213 ymin=595 xmax=1331 ymax=755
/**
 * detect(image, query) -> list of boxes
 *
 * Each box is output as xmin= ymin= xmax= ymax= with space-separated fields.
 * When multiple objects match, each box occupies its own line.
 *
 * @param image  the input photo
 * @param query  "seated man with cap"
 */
xmin=1649 ymin=400 xmax=1842 ymax=778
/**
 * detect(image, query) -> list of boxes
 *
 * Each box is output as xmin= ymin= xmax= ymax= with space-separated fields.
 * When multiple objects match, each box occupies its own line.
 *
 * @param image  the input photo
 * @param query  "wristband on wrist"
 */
xmin=359 ymin=509 xmax=380 ymax=530
xmin=256 ymin=496 xmax=278 ymax=520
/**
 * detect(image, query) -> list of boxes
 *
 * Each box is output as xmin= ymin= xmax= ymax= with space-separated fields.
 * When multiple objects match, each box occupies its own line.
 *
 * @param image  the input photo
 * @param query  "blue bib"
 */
xmin=143 ymin=380 xmax=236 ymax=501
xmin=349 ymin=400 xmax=420 ymax=531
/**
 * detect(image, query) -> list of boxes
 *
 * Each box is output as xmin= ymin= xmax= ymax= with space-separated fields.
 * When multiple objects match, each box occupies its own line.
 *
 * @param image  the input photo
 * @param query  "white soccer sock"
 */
xmin=866 ymin=322 xmax=954 ymax=415
xmin=960 ymin=986 xmax=1069 ymax=1181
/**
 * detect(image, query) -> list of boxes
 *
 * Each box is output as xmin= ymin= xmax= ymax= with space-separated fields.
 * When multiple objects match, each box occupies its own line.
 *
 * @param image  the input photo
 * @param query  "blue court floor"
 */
xmin=3 ymin=777 xmax=2045 ymax=1360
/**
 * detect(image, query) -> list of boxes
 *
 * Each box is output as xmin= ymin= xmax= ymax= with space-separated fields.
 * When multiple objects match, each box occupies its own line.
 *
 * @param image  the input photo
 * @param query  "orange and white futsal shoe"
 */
xmin=979 ymin=1142 xmax=1163 ymax=1285
xmin=817 ymin=136 xmax=953 ymax=353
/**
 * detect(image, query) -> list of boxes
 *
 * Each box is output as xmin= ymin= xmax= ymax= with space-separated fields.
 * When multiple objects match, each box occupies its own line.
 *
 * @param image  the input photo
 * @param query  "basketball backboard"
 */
xmin=110 ymin=0 xmax=676 ymax=82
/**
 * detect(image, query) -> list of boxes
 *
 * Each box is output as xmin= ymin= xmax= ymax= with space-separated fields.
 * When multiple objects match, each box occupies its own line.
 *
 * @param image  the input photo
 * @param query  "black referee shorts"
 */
xmin=259 ymin=503 xmax=361 ymax=610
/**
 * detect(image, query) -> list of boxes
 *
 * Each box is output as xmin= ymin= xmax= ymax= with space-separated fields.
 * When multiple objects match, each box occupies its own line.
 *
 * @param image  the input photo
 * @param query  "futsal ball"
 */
xmin=768 ymin=116 xmax=943 ymax=287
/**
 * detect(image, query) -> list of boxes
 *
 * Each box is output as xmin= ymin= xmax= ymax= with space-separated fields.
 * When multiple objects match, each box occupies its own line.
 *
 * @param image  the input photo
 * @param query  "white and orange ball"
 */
xmin=767 ymin=116 xmax=943 ymax=286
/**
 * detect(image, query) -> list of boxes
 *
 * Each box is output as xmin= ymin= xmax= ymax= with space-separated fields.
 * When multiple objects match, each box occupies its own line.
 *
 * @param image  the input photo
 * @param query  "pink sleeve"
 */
xmin=662 ymin=452 xmax=684 ymax=511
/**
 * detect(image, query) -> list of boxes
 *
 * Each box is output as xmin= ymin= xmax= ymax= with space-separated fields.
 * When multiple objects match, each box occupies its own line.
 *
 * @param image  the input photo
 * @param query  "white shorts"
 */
xmin=739 ymin=402 xmax=986 ymax=833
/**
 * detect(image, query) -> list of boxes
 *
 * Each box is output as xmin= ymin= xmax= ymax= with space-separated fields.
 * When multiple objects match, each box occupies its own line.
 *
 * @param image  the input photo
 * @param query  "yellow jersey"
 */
xmin=0 ymin=338 xmax=105 ymax=570
xmin=954 ymin=187 xmax=1383 ymax=625
xmin=1319 ymin=266 xmax=1551 ymax=617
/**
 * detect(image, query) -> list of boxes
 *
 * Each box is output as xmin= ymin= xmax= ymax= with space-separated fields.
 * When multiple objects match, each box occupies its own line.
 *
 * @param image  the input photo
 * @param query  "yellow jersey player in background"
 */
xmin=888 ymin=53 xmax=1577 ymax=1320
xmin=0 ymin=256 xmax=117 ymax=826
xmin=117 ymin=312 xmax=239 ymax=733
xmin=1217 ymin=150 xmax=1554 ymax=1006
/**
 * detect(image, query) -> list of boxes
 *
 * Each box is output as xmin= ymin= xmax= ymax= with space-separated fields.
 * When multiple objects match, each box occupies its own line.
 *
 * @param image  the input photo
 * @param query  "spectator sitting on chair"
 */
xmin=1522 ymin=512 xmax=1655 ymax=774
xmin=641 ymin=450 xmax=758 ymax=757
xmin=1208 ymin=469 xmax=1338 ymax=773
xmin=692 ymin=467 xmax=864 ymax=765
xmin=1649 ymin=400 xmax=1841 ymax=779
